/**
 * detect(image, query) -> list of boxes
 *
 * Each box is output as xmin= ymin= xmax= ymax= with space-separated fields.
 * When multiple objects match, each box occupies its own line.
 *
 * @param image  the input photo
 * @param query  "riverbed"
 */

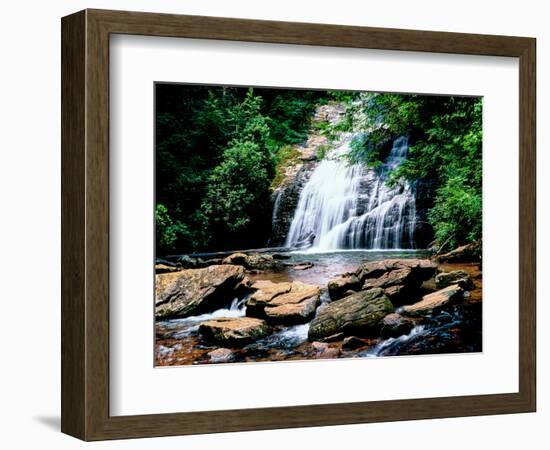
xmin=155 ymin=251 xmax=482 ymax=366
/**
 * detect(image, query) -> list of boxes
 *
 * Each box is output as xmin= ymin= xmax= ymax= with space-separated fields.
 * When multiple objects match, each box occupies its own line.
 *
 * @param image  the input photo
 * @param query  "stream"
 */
xmin=155 ymin=251 xmax=481 ymax=366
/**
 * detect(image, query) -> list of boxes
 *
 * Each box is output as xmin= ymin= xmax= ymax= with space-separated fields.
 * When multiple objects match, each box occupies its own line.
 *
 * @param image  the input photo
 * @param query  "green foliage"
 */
xmin=316 ymin=144 xmax=332 ymax=161
xmin=271 ymin=145 xmax=301 ymax=189
xmin=155 ymin=84 xmax=322 ymax=254
xmin=327 ymin=90 xmax=357 ymax=103
xmin=428 ymin=176 xmax=482 ymax=249
xmin=155 ymin=204 xmax=189 ymax=254
xmin=201 ymin=93 xmax=274 ymax=248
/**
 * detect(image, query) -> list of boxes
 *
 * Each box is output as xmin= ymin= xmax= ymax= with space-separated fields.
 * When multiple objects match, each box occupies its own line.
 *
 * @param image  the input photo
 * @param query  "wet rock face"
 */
xmin=198 ymin=317 xmax=270 ymax=346
xmin=270 ymin=162 xmax=317 ymax=247
xmin=308 ymin=288 xmax=394 ymax=341
xmin=246 ymin=280 xmax=321 ymax=325
xmin=155 ymin=265 xmax=248 ymax=319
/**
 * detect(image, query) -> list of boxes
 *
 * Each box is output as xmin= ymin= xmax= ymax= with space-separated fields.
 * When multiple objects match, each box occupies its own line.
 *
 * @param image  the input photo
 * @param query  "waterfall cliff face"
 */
xmin=284 ymin=135 xmax=419 ymax=251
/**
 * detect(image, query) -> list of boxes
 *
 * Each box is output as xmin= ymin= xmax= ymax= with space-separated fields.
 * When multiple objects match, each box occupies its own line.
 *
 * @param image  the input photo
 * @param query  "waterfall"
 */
xmin=285 ymin=135 xmax=418 ymax=251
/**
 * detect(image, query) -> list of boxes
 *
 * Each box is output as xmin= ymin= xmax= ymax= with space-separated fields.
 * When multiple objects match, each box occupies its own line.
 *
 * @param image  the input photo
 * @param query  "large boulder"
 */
xmin=247 ymin=280 xmax=321 ymax=325
xmin=308 ymin=288 xmax=394 ymax=341
xmin=199 ymin=317 xmax=269 ymax=346
xmin=222 ymin=252 xmax=282 ymax=271
xmin=435 ymin=270 xmax=473 ymax=289
xmin=402 ymin=284 xmax=463 ymax=315
xmin=155 ymin=265 xmax=248 ymax=319
xmin=327 ymin=258 xmax=438 ymax=305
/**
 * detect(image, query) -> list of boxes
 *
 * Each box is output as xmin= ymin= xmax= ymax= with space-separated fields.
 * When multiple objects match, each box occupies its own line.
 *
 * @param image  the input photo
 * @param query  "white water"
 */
xmin=285 ymin=135 xmax=418 ymax=251
xmin=158 ymin=297 xmax=247 ymax=339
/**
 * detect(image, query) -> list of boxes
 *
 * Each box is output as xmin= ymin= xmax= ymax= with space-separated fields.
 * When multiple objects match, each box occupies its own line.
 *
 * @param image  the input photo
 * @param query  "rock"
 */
xmin=316 ymin=332 xmax=345 ymax=343
xmin=264 ymin=295 xmax=320 ymax=324
xmin=311 ymin=341 xmax=340 ymax=359
xmin=247 ymin=281 xmax=321 ymax=325
xmin=342 ymin=336 xmax=372 ymax=350
xmin=199 ymin=317 xmax=269 ymax=346
xmin=327 ymin=274 xmax=361 ymax=300
xmin=207 ymin=348 xmax=235 ymax=363
xmin=155 ymin=257 xmax=178 ymax=267
xmin=357 ymin=259 xmax=437 ymax=282
xmin=356 ymin=259 xmax=437 ymax=281
xmin=177 ymin=255 xmax=200 ymax=268
xmin=155 ymin=264 xmax=180 ymax=274
xmin=435 ymin=270 xmax=473 ymax=289
xmin=292 ymin=262 xmax=314 ymax=271
xmin=249 ymin=280 xmax=292 ymax=302
xmin=437 ymin=241 xmax=481 ymax=263
xmin=300 ymin=152 xmax=318 ymax=162
xmin=269 ymin=163 xmax=317 ymax=247
xmin=380 ymin=313 xmax=416 ymax=338
xmin=222 ymin=252 xmax=282 ymax=271
xmin=308 ymin=288 xmax=394 ymax=341
xmin=362 ymin=267 xmax=415 ymax=289
xmin=155 ymin=265 xmax=248 ymax=319
xmin=328 ymin=259 xmax=437 ymax=303
xmin=402 ymin=284 xmax=463 ymax=315
xmin=383 ymin=284 xmax=406 ymax=302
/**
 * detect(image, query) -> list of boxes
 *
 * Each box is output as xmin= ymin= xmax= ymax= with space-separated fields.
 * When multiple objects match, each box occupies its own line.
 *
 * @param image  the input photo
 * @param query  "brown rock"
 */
xmin=329 ymin=259 xmax=437 ymax=303
xmin=155 ymin=264 xmax=180 ymax=274
xmin=247 ymin=281 xmax=321 ymax=325
xmin=342 ymin=336 xmax=372 ymax=350
xmin=403 ymin=284 xmax=463 ymax=315
xmin=222 ymin=252 xmax=282 ymax=271
xmin=308 ymin=288 xmax=394 ymax=341
xmin=435 ymin=270 xmax=473 ymax=289
xmin=362 ymin=267 xmax=415 ymax=289
xmin=311 ymin=341 xmax=340 ymax=359
xmin=207 ymin=348 xmax=235 ymax=363
xmin=383 ymin=285 xmax=406 ymax=301
xmin=264 ymin=295 xmax=320 ymax=324
xmin=155 ymin=265 xmax=247 ymax=319
xmin=327 ymin=273 xmax=361 ymax=300
xmin=380 ymin=313 xmax=416 ymax=338
xmin=249 ymin=280 xmax=292 ymax=303
xmin=316 ymin=332 xmax=346 ymax=343
xmin=357 ymin=259 xmax=437 ymax=281
xmin=199 ymin=317 xmax=269 ymax=346
xmin=437 ymin=241 xmax=481 ymax=263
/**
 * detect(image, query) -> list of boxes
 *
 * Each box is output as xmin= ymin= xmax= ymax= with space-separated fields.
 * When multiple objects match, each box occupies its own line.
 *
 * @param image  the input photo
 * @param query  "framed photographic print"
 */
xmin=61 ymin=9 xmax=536 ymax=441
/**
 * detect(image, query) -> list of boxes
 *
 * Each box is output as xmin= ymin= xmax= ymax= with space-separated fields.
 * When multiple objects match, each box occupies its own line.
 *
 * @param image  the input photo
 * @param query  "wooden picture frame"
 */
xmin=61 ymin=8 xmax=536 ymax=441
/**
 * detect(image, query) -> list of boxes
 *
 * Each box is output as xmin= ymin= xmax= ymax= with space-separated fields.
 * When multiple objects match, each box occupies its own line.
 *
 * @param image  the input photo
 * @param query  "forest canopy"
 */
xmin=155 ymin=85 xmax=482 ymax=255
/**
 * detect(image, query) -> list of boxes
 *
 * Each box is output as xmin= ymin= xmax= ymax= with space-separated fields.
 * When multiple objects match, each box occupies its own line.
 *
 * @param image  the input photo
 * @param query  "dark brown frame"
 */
xmin=61 ymin=8 xmax=536 ymax=441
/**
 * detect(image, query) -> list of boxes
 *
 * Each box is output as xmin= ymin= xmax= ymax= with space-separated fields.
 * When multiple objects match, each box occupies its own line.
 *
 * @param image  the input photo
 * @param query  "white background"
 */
xmin=110 ymin=35 xmax=519 ymax=415
xmin=0 ymin=0 xmax=547 ymax=448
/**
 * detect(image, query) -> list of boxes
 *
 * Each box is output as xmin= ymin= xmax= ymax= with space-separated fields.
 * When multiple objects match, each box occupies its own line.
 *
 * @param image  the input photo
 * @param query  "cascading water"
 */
xmin=285 ymin=135 xmax=418 ymax=251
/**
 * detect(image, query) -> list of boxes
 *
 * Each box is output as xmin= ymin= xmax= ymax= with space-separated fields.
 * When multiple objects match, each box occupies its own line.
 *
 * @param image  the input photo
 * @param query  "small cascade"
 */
xmin=285 ymin=135 xmax=418 ymax=251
